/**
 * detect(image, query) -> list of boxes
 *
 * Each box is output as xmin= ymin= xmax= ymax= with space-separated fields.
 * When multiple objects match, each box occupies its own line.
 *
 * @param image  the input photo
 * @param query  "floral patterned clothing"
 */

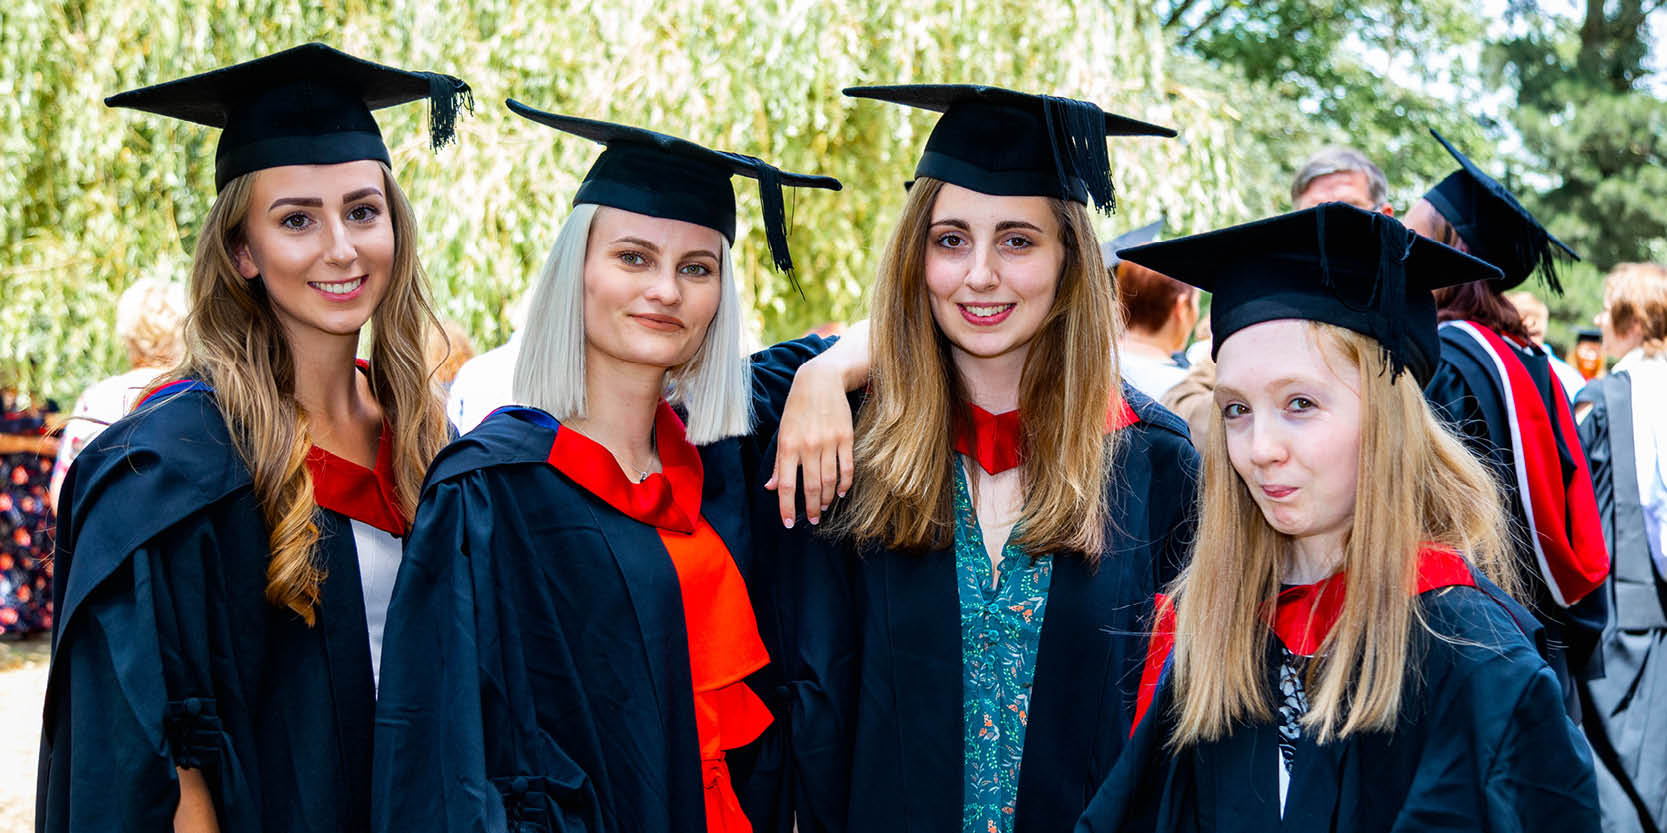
xmin=1 ymin=409 xmax=55 ymax=636
xmin=953 ymin=461 xmax=1052 ymax=833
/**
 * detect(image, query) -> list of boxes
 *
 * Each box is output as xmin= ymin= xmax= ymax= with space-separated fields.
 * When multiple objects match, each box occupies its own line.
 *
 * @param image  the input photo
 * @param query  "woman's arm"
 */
xmin=173 ymin=769 xmax=220 ymax=833
xmin=767 ymin=320 xmax=871 ymax=527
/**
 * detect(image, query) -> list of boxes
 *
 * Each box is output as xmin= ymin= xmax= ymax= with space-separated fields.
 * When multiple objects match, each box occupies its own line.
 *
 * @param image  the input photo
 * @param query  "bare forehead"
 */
xmin=251 ymin=159 xmax=385 ymax=196
xmin=929 ymin=182 xmax=1055 ymax=226
xmin=1215 ymin=319 xmax=1357 ymax=392
xmin=589 ymin=205 xmax=726 ymax=252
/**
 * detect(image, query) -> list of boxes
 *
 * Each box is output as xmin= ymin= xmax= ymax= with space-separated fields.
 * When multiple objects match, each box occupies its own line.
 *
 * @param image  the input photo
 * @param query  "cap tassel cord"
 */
xmin=747 ymin=157 xmax=804 ymax=292
xmin=1043 ymin=96 xmax=1117 ymax=214
xmin=423 ymin=73 xmax=475 ymax=151
xmin=1372 ymin=213 xmax=1416 ymax=381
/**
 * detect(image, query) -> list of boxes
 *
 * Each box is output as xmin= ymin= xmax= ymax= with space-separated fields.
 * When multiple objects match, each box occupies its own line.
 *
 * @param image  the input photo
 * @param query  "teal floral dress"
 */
xmin=953 ymin=461 xmax=1052 ymax=833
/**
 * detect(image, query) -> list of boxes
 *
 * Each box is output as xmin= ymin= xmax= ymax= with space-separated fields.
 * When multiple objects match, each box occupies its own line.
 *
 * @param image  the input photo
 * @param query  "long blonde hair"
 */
xmin=832 ymin=176 xmax=1120 ymax=557
xmin=1168 ymin=323 xmax=1514 ymax=745
xmin=155 ymin=162 xmax=450 ymax=625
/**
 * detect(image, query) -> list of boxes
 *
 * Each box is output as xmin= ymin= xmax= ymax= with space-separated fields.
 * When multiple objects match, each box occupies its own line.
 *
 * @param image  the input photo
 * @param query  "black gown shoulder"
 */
xmin=777 ymin=382 xmax=1201 ymax=833
xmin=372 ymin=336 xmax=832 ymax=833
xmin=1077 ymin=580 xmax=1600 ymax=833
xmin=39 ymin=389 xmax=378 ymax=833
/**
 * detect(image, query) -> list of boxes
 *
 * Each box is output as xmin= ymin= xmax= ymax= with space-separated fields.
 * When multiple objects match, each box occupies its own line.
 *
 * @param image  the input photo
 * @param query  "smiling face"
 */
xmin=1214 ymin=319 xmax=1363 ymax=558
xmin=581 ymin=206 xmax=725 ymax=375
xmin=234 ymin=160 xmax=395 ymax=342
xmin=923 ymin=182 xmax=1065 ymax=376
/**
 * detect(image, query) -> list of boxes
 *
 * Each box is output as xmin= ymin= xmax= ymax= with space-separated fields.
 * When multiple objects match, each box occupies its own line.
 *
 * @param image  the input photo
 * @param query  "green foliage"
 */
xmin=1 ymin=0 xmax=1276 ymax=402
xmin=1488 ymin=4 xmax=1667 ymax=277
xmin=1158 ymin=0 xmax=1497 ymax=207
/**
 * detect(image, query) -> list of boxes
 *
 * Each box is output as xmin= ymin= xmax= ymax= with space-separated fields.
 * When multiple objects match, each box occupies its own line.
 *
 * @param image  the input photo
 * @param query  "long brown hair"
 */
xmin=832 ymin=177 xmax=1120 ymax=557
xmin=1167 ymin=323 xmax=1514 ymax=745
xmin=155 ymin=162 xmax=449 ymax=625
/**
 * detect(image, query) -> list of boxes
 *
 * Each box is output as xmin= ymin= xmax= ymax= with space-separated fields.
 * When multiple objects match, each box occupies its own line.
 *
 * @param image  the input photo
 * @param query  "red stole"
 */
xmin=1130 ymin=547 xmax=1478 ymax=735
xmin=546 ymin=401 xmax=772 ymax=833
xmin=305 ymin=423 xmax=408 ymax=537
xmin=954 ymin=398 xmax=1141 ymax=475
xmin=1445 ymin=321 xmax=1608 ymax=606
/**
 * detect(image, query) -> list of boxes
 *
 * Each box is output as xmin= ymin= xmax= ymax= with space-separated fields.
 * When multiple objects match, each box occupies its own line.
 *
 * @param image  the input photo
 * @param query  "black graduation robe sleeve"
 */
xmin=372 ymin=450 xmax=604 ymax=832
xmin=39 ymin=520 xmax=258 ymax=831
xmin=39 ymin=390 xmax=379 ymax=833
xmin=746 ymin=334 xmax=837 ymax=443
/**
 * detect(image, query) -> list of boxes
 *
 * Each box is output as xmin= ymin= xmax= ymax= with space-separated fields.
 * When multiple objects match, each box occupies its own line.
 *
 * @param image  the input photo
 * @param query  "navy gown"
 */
xmin=370 ymin=337 xmax=827 ymax=833
xmin=773 ymin=386 xmax=1200 ymax=833
xmin=37 ymin=383 xmax=407 ymax=833
xmin=1076 ymin=572 xmax=1601 ymax=833
xmin=1424 ymin=320 xmax=1609 ymax=715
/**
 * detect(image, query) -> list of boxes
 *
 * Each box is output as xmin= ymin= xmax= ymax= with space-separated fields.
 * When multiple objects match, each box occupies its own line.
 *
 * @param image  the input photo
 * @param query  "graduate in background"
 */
xmin=1079 ymin=203 xmax=1599 ymax=833
xmin=370 ymin=101 xmax=860 ymax=833
xmin=792 ymin=85 xmax=1196 ymax=833
xmin=1408 ymin=129 xmax=1610 ymax=719
xmin=38 ymin=44 xmax=470 ymax=832
xmin=1574 ymin=262 xmax=1667 ymax=833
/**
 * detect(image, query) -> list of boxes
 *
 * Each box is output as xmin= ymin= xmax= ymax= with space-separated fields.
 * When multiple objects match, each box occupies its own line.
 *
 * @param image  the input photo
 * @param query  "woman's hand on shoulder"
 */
xmin=767 ymin=320 xmax=870 ymax=528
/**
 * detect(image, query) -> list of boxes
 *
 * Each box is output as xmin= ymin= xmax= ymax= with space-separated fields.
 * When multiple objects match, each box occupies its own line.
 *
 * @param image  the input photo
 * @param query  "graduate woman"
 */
xmin=39 ymin=44 xmax=469 ymax=832
xmin=370 ymin=101 xmax=858 ymax=833
xmin=1076 ymin=203 xmax=1600 ymax=832
xmin=1408 ymin=130 xmax=1609 ymax=718
xmin=790 ymin=85 xmax=1197 ymax=833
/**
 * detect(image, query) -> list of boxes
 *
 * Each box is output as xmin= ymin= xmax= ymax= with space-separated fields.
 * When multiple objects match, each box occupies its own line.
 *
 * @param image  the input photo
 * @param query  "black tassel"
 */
xmin=1042 ymin=96 xmax=1116 ymax=214
xmin=422 ymin=73 xmax=474 ymax=152
xmin=1371 ymin=212 xmax=1416 ymax=381
xmin=1515 ymin=223 xmax=1566 ymax=296
xmin=750 ymin=158 xmax=804 ymax=294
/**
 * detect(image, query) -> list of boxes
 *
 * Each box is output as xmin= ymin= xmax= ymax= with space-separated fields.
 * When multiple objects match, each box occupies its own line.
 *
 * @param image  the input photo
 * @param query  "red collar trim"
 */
xmin=1269 ymin=546 xmax=1476 ymax=656
xmin=954 ymin=398 xmax=1140 ymax=476
xmin=547 ymin=401 xmax=704 ymax=534
xmin=306 ymin=424 xmax=408 ymax=537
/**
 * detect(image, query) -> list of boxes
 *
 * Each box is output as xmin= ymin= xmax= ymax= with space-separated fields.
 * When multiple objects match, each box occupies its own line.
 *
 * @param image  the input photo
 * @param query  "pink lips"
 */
xmin=958 ymin=303 xmax=1016 ymax=326
xmin=630 ymin=313 xmax=685 ymax=332
xmin=1261 ymin=485 xmax=1297 ymax=499
xmin=309 ymin=276 xmax=367 ymax=302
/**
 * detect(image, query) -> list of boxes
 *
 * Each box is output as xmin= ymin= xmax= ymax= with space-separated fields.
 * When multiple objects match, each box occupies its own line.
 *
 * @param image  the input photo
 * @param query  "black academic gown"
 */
xmin=1425 ymin=323 xmax=1609 ymax=712
xmin=370 ymin=337 xmax=826 ymax=833
xmin=1576 ymin=372 xmax=1667 ymax=833
xmin=1076 ymin=579 xmax=1602 ymax=833
xmin=37 ymin=389 xmax=380 ymax=833
xmin=774 ymin=385 xmax=1200 ymax=833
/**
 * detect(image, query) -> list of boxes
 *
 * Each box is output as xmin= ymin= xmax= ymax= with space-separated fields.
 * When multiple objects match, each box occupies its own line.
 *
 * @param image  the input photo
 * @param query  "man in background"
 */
xmin=1291 ymin=146 xmax=1394 ymax=214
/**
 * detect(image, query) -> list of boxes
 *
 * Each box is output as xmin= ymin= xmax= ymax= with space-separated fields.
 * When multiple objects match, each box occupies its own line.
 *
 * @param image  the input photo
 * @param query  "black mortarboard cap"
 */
xmin=506 ymin=99 xmax=842 ymax=277
xmin=843 ymin=84 xmax=1175 ymax=213
xmin=1102 ymin=217 xmax=1166 ymax=268
xmin=106 ymin=42 xmax=473 ymax=191
xmin=1117 ymin=203 xmax=1503 ymax=384
xmin=1422 ymin=129 xmax=1578 ymax=294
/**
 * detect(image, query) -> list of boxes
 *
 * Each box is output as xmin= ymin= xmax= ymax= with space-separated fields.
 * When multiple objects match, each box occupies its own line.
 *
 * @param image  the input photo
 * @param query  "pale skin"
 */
xmin=922 ymin=183 xmax=1065 ymax=572
xmin=1214 ymin=320 xmax=1364 ymax=585
xmin=164 ymin=159 xmax=399 ymax=832
xmin=565 ymin=206 xmax=863 ymax=522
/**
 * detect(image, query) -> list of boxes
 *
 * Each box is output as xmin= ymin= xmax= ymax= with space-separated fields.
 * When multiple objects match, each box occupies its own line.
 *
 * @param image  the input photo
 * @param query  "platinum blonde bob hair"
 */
xmin=512 ymin=203 xmax=753 ymax=444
